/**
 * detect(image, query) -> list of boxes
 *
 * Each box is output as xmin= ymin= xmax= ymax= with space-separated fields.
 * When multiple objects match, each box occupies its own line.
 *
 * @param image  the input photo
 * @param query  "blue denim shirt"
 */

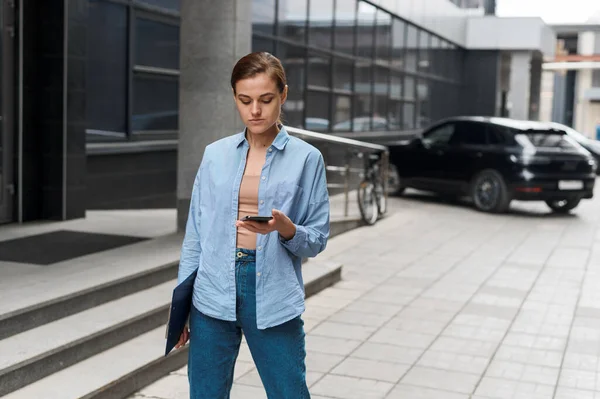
xmin=177 ymin=127 xmax=330 ymax=329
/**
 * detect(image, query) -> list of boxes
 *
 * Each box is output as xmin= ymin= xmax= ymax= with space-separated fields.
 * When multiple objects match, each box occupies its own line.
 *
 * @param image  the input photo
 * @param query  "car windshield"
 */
xmin=514 ymin=130 xmax=580 ymax=150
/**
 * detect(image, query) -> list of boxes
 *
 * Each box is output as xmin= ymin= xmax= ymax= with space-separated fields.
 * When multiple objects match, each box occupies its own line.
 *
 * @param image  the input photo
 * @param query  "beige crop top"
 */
xmin=236 ymin=174 xmax=260 ymax=249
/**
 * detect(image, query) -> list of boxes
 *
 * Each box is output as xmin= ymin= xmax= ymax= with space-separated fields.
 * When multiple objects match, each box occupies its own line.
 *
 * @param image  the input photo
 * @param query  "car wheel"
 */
xmin=387 ymin=164 xmax=405 ymax=196
xmin=545 ymin=198 xmax=581 ymax=213
xmin=471 ymin=170 xmax=511 ymax=213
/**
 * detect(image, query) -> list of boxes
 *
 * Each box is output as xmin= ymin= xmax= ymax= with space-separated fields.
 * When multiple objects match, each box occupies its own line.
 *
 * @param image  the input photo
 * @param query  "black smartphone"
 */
xmin=241 ymin=216 xmax=273 ymax=223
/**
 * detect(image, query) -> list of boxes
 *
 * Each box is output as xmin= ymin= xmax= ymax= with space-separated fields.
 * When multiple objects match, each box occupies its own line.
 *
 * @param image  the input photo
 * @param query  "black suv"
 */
xmin=386 ymin=117 xmax=597 ymax=213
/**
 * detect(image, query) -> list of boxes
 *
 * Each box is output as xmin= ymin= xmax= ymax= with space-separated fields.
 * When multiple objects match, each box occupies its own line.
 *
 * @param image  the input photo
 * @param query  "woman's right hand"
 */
xmin=175 ymin=327 xmax=190 ymax=349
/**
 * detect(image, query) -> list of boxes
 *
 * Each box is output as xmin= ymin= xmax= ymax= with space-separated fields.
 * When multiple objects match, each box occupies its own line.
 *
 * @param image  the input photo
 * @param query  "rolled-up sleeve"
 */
xmin=280 ymin=153 xmax=330 ymax=258
xmin=177 ymin=164 xmax=203 ymax=284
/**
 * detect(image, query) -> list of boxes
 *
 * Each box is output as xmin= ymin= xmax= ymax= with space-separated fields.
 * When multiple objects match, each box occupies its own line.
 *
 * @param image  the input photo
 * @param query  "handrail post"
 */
xmin=382 ymin=150 xmax=389 ymax=213
xmin=344 ymin=163 xmax=350 ymax=217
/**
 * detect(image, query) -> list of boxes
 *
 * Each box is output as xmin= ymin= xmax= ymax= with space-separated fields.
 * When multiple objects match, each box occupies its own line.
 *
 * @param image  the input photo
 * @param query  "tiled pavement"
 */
xmin=132 ymin=191 xmax=600 ymax=399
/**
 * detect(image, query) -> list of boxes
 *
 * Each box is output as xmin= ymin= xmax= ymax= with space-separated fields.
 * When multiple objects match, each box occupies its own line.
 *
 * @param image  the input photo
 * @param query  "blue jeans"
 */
xmin=188 ymin=248 xmax=310 ymax=398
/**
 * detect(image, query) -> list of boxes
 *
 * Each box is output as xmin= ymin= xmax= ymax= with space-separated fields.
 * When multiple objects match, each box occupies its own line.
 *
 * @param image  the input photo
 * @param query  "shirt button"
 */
xmin=257 ymin=272 xmax=261 ymax=277
xmin=258 ymin=246 xmax=262 ymax=251
xmin=268 ymin=148 xmax=273 ymax=152
xmin=260 ymin=200 xmax=264 ymax=205
xmin=261 ymin=176 xmax=266 ymax=181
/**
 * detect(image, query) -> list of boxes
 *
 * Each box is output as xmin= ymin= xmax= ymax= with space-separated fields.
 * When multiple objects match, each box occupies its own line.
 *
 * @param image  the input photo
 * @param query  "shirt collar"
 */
xmin=235 ymin=125 xmax=291 ymax=151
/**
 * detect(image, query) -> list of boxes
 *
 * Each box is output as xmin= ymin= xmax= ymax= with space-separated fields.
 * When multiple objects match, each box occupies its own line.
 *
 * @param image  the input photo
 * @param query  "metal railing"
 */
xmin=286 ymin=126 xmax=389 ymax=218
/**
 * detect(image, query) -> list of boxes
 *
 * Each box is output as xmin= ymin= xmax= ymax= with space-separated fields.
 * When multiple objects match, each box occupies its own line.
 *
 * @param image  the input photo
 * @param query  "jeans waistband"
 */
xmin=235 ymin=248 xmax=256 ymax=261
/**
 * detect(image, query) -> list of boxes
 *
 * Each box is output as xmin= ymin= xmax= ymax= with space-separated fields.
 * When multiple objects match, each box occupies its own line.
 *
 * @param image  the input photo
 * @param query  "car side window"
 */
xmin=450 ymin=122 xmax=487 ymax=146
xmin=487 ymin=125 xmax=509 ymax=145
xmin=422 ymin=124 xmax=455 ymax=147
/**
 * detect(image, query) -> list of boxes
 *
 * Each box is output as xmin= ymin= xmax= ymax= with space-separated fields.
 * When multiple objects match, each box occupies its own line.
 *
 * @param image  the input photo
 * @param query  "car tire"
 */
xmin=387 ymin=164 xmax=405 ymax=196
xmin=471 ymin=170 xmax=511 ymax=213
xmin=545 ymin=198 xmax=581 ymax=213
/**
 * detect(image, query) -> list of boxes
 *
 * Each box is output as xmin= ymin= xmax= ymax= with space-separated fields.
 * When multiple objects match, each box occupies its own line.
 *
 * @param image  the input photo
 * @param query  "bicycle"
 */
xmin=357 ymin=152 xmax=387 ymax=225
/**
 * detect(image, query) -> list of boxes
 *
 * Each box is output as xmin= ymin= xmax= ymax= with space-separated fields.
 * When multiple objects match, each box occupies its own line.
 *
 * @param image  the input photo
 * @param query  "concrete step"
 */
xmin=0 ymin=281 xmax=175 ymax=396
xmin=0 ymin=260 xmax=178 ymax=341
xmin=2 ymin=327 xmax=185 ymax=399
xmin=3 ymin=259 xmax=342 ymax=399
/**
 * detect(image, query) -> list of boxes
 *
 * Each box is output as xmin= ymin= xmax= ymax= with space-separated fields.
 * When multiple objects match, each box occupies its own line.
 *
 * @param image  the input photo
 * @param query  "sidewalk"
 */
xmin=132 ymin=194 xmax=600 ymax=399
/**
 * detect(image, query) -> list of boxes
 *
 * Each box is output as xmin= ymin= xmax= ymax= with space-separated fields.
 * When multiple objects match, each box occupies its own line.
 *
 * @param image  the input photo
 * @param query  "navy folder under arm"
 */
xmin=164 ymin=270 xmax=197 ymax=356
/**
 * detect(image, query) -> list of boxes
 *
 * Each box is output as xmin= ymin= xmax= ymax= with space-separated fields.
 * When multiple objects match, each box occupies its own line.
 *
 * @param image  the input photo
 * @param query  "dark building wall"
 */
xmin=20 ymin=0 xmax=87 ymax=221
xmin=86 ymin=150 xmax=176 ymax=209
xmin=460 ymin=50 xmax=500 ymax=117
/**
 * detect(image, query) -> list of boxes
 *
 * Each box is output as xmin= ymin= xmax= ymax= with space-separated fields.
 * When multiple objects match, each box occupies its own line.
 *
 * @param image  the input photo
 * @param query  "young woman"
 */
xmin=175 ymin=52 xmax=330 ymax=398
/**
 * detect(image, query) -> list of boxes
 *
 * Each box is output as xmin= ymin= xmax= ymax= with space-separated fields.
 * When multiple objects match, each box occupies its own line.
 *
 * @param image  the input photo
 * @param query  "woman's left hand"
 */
xmin=235 ymin=209 xmax=296 ymax=240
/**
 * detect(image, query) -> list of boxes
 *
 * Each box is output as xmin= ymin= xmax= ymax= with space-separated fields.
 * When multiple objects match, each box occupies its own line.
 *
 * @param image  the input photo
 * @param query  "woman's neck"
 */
xmin=246 ymin=124 xmax=280 ymax=149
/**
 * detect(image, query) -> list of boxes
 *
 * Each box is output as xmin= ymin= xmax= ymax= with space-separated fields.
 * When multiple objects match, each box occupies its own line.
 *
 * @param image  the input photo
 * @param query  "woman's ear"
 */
xmin=281 ymin=85 xmax=288 ymax=105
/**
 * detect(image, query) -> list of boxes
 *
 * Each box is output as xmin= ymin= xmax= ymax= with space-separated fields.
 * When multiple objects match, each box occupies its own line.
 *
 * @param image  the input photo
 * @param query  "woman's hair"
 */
xmin=231 ymin=52 xmax=287 ymax=125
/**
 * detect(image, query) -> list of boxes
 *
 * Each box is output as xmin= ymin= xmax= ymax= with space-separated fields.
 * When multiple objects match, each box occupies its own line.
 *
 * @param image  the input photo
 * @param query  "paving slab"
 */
xmin=133 ymin=189 xmax=600 ymax=398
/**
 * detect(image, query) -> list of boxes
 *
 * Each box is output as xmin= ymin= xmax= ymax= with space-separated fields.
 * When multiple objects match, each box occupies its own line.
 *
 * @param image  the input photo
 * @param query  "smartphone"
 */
xmin=241 ymin=216 xmax=273 ymax=223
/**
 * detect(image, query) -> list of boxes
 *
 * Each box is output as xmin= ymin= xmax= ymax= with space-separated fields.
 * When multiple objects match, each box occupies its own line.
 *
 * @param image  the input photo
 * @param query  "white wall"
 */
xmin=574 ymin=32 xmax=596 ymax=135
xmin=508 ymin=52 xmax=532 ymax=120
xmin=539 ymin=70 xmax=555 ymax=122
xmin=465 ymin=17 xmax=556 ymax=57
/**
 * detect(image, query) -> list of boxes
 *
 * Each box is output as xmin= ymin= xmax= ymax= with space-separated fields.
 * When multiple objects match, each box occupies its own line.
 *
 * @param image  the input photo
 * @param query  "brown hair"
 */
xmin=231 ymin=52 xmax=287 ymax=124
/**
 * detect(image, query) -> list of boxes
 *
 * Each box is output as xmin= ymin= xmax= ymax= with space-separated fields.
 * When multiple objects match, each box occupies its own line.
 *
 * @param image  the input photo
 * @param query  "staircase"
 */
xmin=0 ymin=234 xmax=342 ymax=399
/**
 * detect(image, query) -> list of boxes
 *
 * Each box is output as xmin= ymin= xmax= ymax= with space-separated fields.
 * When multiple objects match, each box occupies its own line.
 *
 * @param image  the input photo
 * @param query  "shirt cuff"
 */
xmin=279 ymin=224 xmax=306 ymax=254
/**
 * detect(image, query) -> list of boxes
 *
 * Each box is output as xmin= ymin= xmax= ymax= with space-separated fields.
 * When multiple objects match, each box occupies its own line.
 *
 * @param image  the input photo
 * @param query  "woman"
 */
xmin=175 ymin=52 xmax=330 ymax=398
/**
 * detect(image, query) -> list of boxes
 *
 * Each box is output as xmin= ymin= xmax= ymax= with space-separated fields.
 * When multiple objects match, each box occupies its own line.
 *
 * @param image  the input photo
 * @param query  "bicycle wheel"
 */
xmin=357 ymin=180 xmax=378 ymax=225
xmin=375 ymin=178 xmax=387 ymax=215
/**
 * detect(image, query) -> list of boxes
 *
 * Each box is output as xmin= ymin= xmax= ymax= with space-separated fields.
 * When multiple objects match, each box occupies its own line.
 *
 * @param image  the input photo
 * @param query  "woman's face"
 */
xmin=234 ymin=73 xmax=287 ymax=135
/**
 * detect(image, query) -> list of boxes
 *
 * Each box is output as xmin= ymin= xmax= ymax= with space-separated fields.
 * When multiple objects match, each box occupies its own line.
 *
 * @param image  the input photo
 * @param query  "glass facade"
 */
xmin=254 ymin=0 xmax=464 ymax=133
xmin=86 ymin=0 xmax=180 ymax=141
xmin=86 ymin=0 xmax=465 ymax=141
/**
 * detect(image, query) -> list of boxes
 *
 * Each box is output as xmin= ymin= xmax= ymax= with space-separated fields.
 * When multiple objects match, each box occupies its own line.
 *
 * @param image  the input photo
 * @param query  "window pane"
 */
xmin=87 ymin=0 xmax=127 ymax=135
xmin=430 ymin=36 xmax=441 ymax=76
xmin=135 ymin=18 xmax=180 ymax=70
xmin=306 ymin=91 xmax=331 ymax=132
xmin=405 ymin=25 xmax=418 ymax=72
xmin=253 ymin=0 xmax=276 ymax=36
xmin=374 ymin=9 xmax=391 ymax=63
xmin=390 ymin=72 xmax=402 ymax=100
xmin=253 ymin=36 xmax=274 ymax=53
xmin=333 ymin=58 xmax=353 ymax=91
xmin=137 ymin=0 xmax=180 ymax=11
xmin=403 ymin=103 xmax=415 ymax=129
xmin=334 ymin=0 xmax=356 ymax=55
xmin=307 ymin=52 xmax=331 ymax=88
xmin=132 ymin=75 xmax=179 ymax=131
xmin=308 ymin=0 xmax=333 ymax=48
xmin=418 ymin=31 xmax=430 ymax=73
xmin=417 ymin=79 xmax=430 ymax=128
xmin=391 ymin=19 xmax=405 ymax=69
xmin=278 ymin=0 xmax=308 ymax=44
xmin=373 ymin=67 xmax=389 ymax=131
xmin=356 ymin=1 xmax=376 ymax=58
xmin=404 ymin=76 xmax=415 ymax=101
xmin=278 ymin=44 xmax=306 ymax=128
xmin=388 ymin=101 xmax=401 ymax=130
xmin=332 ymin=94 xmax=352 ymax=130
xmin=354 ymin=61 xmax=372 ymax=131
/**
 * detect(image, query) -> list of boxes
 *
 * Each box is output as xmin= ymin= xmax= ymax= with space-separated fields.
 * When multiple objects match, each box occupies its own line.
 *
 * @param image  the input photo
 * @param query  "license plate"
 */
xmin=558 ymin=180 xmax=584 ymax=190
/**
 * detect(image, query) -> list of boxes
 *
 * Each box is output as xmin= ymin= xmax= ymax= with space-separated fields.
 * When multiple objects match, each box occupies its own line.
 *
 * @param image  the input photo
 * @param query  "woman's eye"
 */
xmin=241 ymin=101 xmax=251 ymax=105
xmin=263 ymin=100 xmax=272 ymax=104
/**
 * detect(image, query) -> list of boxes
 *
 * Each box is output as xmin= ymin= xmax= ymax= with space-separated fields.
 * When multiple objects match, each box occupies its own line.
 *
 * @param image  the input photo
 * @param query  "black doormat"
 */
xmin=0 ymin=230 xmax=149 ymax=265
